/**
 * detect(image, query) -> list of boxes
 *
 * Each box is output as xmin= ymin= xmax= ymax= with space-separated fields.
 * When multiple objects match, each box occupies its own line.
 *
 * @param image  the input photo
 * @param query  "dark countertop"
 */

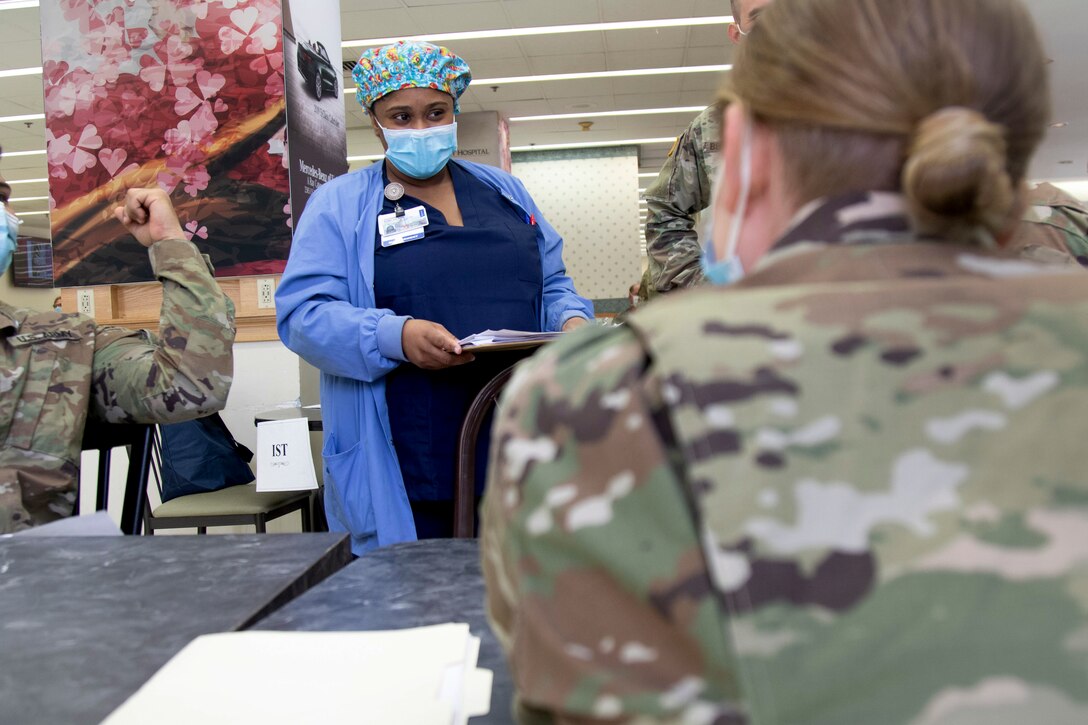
xmin=254 ymin=539 xmax=515 ymax=724
xmin=0 ymin=533 xmax=351 ymax=725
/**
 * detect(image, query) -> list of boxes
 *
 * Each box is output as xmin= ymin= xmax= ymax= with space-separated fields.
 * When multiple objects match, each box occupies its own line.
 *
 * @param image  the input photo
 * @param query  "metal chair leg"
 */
xmin=301 ymin=498 xmax=312 ymax=533
xmin=255 ymin=515 xmax=267 ymax=533
xmin=197 ymin=526 xmax=207 ymax=535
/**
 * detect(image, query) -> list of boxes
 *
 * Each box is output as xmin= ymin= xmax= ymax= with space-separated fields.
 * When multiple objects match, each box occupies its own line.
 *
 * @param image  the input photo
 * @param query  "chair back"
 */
xmin=78 ymin=423 xmax=155 ymax=535
xmin=453 ymin=364 xmax=517 ymax=538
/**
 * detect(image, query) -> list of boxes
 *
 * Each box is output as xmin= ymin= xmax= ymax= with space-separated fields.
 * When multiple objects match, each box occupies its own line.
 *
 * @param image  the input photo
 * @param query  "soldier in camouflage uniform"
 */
xmin=0 ymin=188 xmax=236 ymax=532
xmin=638 ymin=0 xmax=774 ymax=300
xmin=640 ymin=3 xmax=1087 ymax=302
xmin=482 ymin=0 xmax=1088 ymax=722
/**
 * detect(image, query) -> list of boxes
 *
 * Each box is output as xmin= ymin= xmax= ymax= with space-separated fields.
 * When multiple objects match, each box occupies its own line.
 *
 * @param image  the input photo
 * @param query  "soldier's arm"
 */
xmin=642 ymin=108 xmax=717 ymax=300
xmin=90 ymin=236 xmax=236 ymax=424
xmin=482 ymin=326 xmax=738 ymax=723
xmin=1013 ymin=183 xmax=1088 ymax=266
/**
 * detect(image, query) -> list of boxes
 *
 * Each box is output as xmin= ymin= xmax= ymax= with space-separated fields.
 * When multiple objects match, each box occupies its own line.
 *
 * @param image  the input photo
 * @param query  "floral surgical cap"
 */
xmin=352 ymin=41 xmax=472 ymax=114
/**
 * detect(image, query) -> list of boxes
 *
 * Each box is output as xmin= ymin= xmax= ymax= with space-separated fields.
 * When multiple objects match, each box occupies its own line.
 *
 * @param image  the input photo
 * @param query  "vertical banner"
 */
xmin=281 ymin=0 xmax=347 ymax=224
xmin=453 ymin=111 xmax=511 ymax=172
xmin=41 ymin=0 xmax=293 ymax=287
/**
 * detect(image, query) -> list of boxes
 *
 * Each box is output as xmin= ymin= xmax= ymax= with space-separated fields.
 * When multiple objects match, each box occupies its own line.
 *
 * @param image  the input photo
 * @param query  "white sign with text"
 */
xmin=256 ymin=419 xmax=318 ymax=492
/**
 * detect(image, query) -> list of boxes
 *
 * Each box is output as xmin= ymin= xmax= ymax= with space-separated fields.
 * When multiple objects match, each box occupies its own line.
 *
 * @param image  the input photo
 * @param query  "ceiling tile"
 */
xmin=340 ymin=9 xmax=421 ymax=41
xmin=603 ymin=27 xmax=690 ymax=52
xmin=527 ymin=53 xmax=607 ymax=76
xmin=516 ymin=32 xmax=606 ymax=57
xmin=607 ymin=48 xmax=685 ymax=71
xmin=501 ymin=0 xmax=600 ymax=26
xmin=597 ymin=0 xmax=695 ymax=22
xmin=467 ymin=55 xmax=533 ymax=79
xmin=405 ymin=1 xmax=508 ymax=32
xmin=682 ymin=45 xmax=730 ymax=66
xmin=613 ymin=91 xmax=687 ymax=109
xmin=687 ymin=25 xmax=730 ymax=48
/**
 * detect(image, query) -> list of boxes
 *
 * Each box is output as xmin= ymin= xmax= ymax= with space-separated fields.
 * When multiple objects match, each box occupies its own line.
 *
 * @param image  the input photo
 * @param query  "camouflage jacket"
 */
xmin=482 ymin=192 xmax=1088 ymax=724
xmin=1010 ymin=182 xmax=1088 ymax=267
xmin=640 ymin=106 xmax=722 ymax=300
xmin=640 ymin=111 xmax=1088 ymax=301
xmin=0 ymin=239 xmax=236 ymax=532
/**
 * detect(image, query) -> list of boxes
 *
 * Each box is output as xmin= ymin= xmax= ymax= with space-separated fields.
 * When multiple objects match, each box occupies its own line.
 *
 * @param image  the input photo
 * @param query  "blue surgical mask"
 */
xmin=701 ymin=234 xmax=745 ymax=286
xmin=379 ymin=121 xmax=458 ymax=180
xmin=0 ymin=202 xmax=21 ymax=276
xmin=701 ymin=112 xmax=753 ymax=286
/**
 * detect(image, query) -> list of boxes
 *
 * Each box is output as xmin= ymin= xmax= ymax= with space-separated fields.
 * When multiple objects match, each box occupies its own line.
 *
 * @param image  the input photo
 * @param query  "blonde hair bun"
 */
xmin=902 ymin=107 xmax=1015 ymax=237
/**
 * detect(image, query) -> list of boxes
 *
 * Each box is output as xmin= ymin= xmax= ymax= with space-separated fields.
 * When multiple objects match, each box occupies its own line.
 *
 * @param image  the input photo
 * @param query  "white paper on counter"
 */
xmin=102 ymin=624 xmax=493 ymax=725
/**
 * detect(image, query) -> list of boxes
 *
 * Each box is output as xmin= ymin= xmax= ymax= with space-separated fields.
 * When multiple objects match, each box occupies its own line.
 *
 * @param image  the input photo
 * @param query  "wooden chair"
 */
xmin=145 ymin=426 xmax=313 ymax=534
xmin=452 ymin=364 xmax=517 ymax=538
xmin=77 ymin=423 xmax=154 ymax=535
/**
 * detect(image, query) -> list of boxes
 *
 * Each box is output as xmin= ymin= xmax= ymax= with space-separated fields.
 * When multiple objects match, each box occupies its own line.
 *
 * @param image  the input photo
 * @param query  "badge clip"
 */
xmin=385 ymin=182 xmax=406 ymax=218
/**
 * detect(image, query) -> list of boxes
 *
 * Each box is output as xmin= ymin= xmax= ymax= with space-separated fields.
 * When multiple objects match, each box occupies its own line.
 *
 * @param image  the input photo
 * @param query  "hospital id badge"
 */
xmin=379 ymin=206 xmax=428 ymax=247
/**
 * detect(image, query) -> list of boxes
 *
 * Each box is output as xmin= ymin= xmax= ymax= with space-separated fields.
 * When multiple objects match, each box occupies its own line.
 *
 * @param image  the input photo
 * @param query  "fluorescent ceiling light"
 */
xmin=344 ymin=65 xmax=729 ymax=96
xmin=343 ymin=16 xmax=733 ymax=49
xmin=15 ymin=210 xmax=49 ymax=216
xmin=3 ymin=149 xmax=46 ymax=157
xmin=7 ymin=177 xmax=47 ymax=184
xmin=0 ymin=1 xmax=39 ymax=10
xmin=477 ymin=65 xmax=729 ymax=86
xmin=347 ymin=154 xmax=384 ymax=162
xmin=638 ymin=172 xmax=659 ymax=178
xmin=511 ymin=137 xmax=676 ymax=152
xmin=0 ymin=113 xmax=44 ymax=124
xmin=510 ymin=106 xmax=705 ymax=122
xmin=8 ymin=195 xmax=48 ymax=202
xmin=0 ymin=66 xmax=42 ymax=78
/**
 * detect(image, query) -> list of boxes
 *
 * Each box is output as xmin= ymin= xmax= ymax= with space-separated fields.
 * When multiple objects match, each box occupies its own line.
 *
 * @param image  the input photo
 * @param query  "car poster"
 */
xmin=281 ymin=0 xmax=347 ymax=225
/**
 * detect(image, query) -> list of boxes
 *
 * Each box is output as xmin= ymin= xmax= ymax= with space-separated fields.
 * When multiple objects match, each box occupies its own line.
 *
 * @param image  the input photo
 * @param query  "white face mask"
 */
xmin=701 ymin=112 xmax=754 ymax=286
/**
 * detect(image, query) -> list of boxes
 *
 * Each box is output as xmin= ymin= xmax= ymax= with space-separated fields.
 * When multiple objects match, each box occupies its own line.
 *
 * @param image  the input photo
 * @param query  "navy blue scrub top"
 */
xmin=374 ymin=161 xmax=544 ymax=504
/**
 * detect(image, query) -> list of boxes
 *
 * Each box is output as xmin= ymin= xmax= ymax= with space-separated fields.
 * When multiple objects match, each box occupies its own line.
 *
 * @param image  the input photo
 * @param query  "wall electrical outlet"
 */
xmin=256 ymin=278 xmax=276 ymax=309
xmin=76 ymin=288 xmax=95 ymax=317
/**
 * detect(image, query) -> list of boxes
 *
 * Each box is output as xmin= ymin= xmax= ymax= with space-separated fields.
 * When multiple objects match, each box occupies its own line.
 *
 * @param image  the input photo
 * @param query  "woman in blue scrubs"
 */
xmin=276 ymin=42 xmax=593 ymax=553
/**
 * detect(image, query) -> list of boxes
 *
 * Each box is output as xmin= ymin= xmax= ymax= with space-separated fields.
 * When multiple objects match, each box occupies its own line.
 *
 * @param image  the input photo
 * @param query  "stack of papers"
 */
xmin=458 ymin=329 xmax=565 ymax=352
xmin=104 ymin=624 xmax=493 ymax=725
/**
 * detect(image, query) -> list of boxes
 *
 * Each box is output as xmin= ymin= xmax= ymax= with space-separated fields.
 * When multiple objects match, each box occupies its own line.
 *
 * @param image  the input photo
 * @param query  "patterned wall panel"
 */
xmin=513 ymin=147 xmax=642 ymax=301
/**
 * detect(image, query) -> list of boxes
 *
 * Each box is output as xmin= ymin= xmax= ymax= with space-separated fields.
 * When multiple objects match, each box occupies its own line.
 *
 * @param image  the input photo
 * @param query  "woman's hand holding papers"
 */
xmin=402 ymin=320 xmax=476 ymax=370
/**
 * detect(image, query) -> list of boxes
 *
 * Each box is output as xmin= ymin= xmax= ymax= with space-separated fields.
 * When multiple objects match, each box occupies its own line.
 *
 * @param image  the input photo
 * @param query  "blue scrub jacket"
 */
xmin=276 ymin=160 xmax=594 ymax=554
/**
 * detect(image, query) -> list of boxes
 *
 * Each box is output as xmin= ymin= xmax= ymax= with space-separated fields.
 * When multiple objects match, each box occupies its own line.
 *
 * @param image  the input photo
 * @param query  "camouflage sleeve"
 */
xmin=1014 ymin=183 xmax=1088 ymax=267
xmin=641 ymin=107 xmax=718 ymax=301
xmin=90 ymin=238 xmax=236 ymax=424
xmin=482 ymin=326 xmax=739 ymax=723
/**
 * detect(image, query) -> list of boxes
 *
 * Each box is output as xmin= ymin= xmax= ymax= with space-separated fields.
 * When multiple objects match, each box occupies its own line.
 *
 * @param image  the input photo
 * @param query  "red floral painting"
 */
xmin=42 ymin=0 xmax=292 ymax=286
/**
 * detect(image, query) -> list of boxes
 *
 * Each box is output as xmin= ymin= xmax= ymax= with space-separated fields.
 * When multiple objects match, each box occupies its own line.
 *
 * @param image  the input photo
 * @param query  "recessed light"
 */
xmin=1050 ymin=122 xmax=1069 ymax=129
